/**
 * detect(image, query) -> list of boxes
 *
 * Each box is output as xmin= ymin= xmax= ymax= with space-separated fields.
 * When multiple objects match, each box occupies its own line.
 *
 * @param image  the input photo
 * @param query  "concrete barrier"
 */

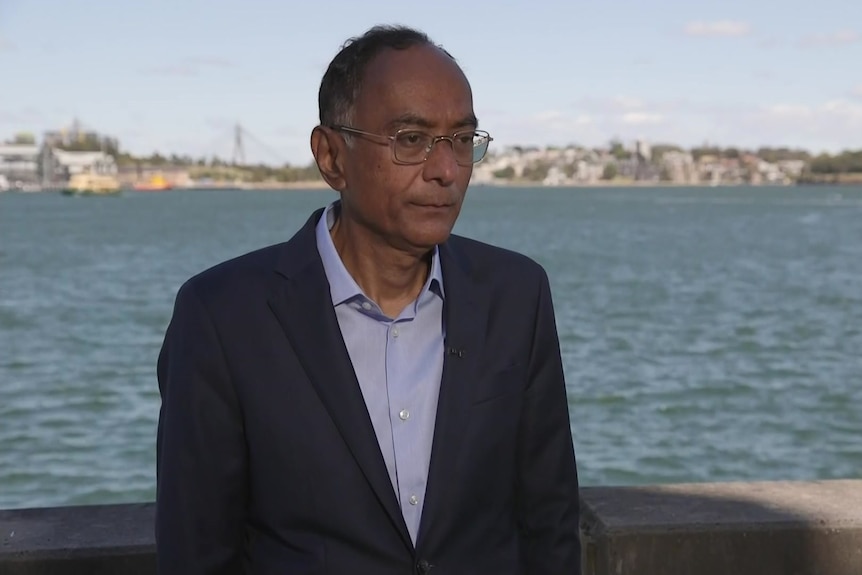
xmin=580 ymin=480 xmax=862 ymax=575
xmin=0 ymin=503 xmax=155 ymax=575
xmin=1 ymin=481 xmax=860 ymax=574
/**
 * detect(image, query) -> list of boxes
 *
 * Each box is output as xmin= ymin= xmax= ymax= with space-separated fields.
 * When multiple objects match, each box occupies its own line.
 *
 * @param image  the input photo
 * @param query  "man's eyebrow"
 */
xmin=386 ymin=114 xmax=434 ymax=130
xmin=386 ymin=113 xmax=479 ymax=131
xmin=455 ymin=114 xmax=479 ymax=129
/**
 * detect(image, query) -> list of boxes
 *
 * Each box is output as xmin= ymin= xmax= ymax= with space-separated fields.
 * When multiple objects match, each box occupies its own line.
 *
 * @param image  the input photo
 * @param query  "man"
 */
xmin=156 ymin=24 xmax=580 ymax=574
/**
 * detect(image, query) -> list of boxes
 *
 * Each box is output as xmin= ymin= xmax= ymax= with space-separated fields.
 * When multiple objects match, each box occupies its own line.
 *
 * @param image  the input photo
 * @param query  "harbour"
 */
xmin=1 ymin=185 xmax=860 ymax=510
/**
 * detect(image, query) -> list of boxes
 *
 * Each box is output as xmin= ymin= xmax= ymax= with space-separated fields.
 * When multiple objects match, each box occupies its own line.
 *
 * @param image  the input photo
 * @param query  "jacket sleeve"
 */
xmin=155 ymin=281 xmax=248 ymax=574
xmin=516 ymin=268 xmax=581 ymax=574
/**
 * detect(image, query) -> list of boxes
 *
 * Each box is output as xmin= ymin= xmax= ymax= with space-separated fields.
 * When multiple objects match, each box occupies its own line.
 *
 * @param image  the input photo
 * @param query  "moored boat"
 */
xmin=133 ymin=174 xmax=172 ymax=191
xmin=61 ymin=173 xmax=121 ymax=196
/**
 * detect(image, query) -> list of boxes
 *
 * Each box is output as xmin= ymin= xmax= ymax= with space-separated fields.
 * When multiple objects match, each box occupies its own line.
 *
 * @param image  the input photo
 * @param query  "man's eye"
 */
xmin=399 ymin=132 xmax=427 ymax=147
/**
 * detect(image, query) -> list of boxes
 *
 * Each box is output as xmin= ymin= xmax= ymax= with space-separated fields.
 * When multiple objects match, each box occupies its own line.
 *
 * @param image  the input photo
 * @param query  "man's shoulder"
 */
xmin=179 ymin=209 xmax=321 ymax=301
xmin=178 ymin=242 xmax=289 ymax=303
xmin=194 ymin=242 xmax=285 ymax=282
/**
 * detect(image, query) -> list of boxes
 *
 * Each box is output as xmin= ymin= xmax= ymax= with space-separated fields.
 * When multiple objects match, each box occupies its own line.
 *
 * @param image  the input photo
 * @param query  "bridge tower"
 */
xmin=232 ymin=123 xmax=246 ymax=166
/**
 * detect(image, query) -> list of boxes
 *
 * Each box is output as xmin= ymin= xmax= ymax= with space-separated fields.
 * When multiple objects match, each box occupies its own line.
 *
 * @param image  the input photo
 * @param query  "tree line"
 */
xmin=13 ymin=129 xmax=860 ymax=179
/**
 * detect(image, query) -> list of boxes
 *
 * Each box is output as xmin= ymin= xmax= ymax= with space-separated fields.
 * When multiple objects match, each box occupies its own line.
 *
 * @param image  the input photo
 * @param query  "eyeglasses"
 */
xmin=332 ymin=125 xmax=493 ymax=166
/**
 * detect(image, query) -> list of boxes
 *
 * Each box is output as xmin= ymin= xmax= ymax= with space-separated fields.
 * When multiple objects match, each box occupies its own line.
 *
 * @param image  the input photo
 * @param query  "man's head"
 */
xmin=311 ymin=25 xmax=488 ymax=255
xmin=318 ymin=25 xmax=442 ymax=129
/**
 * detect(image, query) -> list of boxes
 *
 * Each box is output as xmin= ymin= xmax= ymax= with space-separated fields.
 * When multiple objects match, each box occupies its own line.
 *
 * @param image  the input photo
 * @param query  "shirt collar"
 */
xmin=315 ymin=200 xmax=445 ymax=308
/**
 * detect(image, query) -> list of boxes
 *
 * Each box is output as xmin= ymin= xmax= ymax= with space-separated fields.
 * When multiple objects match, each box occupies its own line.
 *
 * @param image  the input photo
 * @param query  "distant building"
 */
xmin=757 ymin=160 xmax=787 ymax=184
xmin=778 ymin=160 xmax=806 ymax=179
xmin=616 ymin=157 xmax=639 ymax=179
xmin=662 ymin=151 xmax=698 ymax=184
xmin=0 ymin=144 xmax=42 ymax=187
xmin=542 ymin=165 xmax=568 ymax=186
xmin=635 ymin=140 xmax=652 ymax=162
xmin=51 ymin=149 xmax=117 ymax=178
xmin=573 ymin=160 xmax=603 ymax=183
xmin=0 ymin=138 xmax=121 ymax=191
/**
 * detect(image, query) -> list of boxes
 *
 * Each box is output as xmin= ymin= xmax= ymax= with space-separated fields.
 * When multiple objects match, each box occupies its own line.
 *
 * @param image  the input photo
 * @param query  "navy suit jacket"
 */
xmin=155 ymin=207 xmax=581 ymax=574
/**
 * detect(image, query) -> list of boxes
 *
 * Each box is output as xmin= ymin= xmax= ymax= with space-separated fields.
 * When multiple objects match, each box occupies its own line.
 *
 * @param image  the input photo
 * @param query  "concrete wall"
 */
xmin=0 ymin=503 xmax=155 ymax=575
xmin=580 ymin=480 xmax=862 ymax=575
xmin=1 ymin=481 xmax=860 ymax=574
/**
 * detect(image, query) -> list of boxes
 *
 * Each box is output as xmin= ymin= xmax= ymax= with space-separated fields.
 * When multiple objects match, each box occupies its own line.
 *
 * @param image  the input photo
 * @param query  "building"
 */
xmin=662 ymin=151 xmax=698 ymax=184
xmin=51 ymin=149 xmax=117 ymax=177
xmin=635 ymin=140 xmax=652 ymax=162
xmin=0 ymin=144 xmax=42 ymax=187
xmin=0 ymin=145 xmax=119 ymax=190
xmin=32 ymin=149 xmax=117 ymax=190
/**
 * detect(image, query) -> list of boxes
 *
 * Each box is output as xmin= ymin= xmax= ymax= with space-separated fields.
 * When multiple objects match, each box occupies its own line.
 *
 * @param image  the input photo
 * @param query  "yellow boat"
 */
xmin=133 ymin=174 xmax=173 ymax=191
xmin=62 ymin=173 xmax=121 ymax=196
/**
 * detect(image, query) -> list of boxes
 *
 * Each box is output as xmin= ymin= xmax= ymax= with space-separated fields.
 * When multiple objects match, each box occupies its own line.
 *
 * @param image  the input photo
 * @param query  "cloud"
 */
xmin=757 ymin=37 xmax=784 ymax=49
xmin=573 ymin=96 xmax=667 ymax=126
xmin=726 ymin=99 xmax=862 ymax=151
xmin=821 ymin=99 xmax=862 ymax=120
xmin=532 ymin=110 xmax=566 ymax=123
xmin=762 ymin=104 xmax=812 ymax=118
xmin=799 ymin=29 xmax=859 ymax=48
xmin=611 ymin=96 xmax=644 ymax=110
xmin=489 ymin=100 xmax=674 ymax=149
xmin=853 ymin=85 xmax=862 ymax=98
xmin=621 ymin=112 xmax=664 ymax=125
xmin=575 ymin=95 xmax=658 ymax=114
xmin=684 ymin=20 xmax=751 ymax=38
xmin=489 ymin=94 xmax=862 ymax=154
xmin=141 ymin=56 xmax=236 ymax=77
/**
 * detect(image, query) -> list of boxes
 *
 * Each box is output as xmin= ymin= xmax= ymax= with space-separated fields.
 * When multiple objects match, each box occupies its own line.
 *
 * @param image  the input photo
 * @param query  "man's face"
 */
xmin=339 ymin=44 xmax=476 ymax=255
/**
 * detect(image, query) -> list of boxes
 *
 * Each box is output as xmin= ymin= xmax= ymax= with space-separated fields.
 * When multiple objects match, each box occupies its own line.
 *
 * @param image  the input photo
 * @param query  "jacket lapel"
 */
xmin=266 ymin=209 xmax=412 ymax=550
xmin=417 ymin=238 xmax=489 ymax=548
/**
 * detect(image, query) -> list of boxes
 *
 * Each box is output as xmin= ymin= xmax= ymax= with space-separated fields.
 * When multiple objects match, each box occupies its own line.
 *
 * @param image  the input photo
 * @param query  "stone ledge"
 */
xmin=0 ymin=502 xmax=155 ymax=575
xmin=580 ymin=479 xmax=862 ymax=575
xmin=1 ymin=481 xmax=861 ymax=574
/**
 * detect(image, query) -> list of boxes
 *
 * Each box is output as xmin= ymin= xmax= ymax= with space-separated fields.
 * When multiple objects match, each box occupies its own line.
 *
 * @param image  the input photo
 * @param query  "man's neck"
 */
xmin=330 ymin=216 xmax=432 ymax=319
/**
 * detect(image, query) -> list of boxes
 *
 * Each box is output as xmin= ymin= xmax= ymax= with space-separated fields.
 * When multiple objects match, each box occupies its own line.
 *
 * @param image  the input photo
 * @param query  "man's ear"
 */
xmin=310 ymin=126 xmax=347 ymax=192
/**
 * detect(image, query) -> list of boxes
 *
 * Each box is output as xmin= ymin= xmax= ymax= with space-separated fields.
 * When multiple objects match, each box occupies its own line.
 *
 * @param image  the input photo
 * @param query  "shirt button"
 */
xmin=409 ymin=495 xmax=419 ymax=505
xmin=361 ymin=302 xmax=372 ymax=311
xmin=392 ymin=327 xmax=400 ymax=338
xmin=399 ymin=409 xmax=410 ymax=421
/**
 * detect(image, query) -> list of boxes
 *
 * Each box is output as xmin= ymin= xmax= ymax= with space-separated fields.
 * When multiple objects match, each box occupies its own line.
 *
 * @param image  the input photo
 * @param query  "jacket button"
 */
xmin=416 ymin=559 xmax=432 ymax=574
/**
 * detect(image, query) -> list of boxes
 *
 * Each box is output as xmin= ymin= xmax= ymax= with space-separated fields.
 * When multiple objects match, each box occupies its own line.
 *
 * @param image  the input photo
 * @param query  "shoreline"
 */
xmin=170 ymin=179 xmax=862 ymax=191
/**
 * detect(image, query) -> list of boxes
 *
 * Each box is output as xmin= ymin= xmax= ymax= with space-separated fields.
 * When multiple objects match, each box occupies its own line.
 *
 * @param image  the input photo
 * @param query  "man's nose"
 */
xmin=422 ymin=138 xmax=459 ymax=184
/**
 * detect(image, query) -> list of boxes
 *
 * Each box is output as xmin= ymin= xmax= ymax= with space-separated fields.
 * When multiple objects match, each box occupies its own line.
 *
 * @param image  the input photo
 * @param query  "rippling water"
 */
xmin=1 ymin=186 xmax=860 ymax=509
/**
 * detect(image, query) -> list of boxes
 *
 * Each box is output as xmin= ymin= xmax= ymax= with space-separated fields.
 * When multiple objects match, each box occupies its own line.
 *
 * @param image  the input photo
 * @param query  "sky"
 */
xmin=1 ymin=0 xmax=861 ymax=165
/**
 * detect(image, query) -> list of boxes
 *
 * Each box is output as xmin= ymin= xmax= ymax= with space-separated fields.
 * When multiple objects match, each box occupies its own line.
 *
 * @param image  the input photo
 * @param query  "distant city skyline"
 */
xmin=1 ymin=0 xmax=860 ymax=164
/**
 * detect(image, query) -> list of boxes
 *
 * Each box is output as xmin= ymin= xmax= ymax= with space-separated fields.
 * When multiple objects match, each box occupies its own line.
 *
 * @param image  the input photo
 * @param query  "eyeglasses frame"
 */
xmin=330 ymin=125 xmax=493 ymax=166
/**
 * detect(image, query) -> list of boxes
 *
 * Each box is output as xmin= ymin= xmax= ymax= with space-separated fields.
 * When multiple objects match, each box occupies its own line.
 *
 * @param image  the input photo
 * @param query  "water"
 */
xmin=1 ymin=186 xmax=860 ymax=509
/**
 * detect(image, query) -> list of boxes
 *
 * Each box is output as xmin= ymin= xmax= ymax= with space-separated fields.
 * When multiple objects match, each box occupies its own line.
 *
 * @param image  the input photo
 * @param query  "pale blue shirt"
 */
xmin=315 ymin=201 xmax=445 ymax=544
